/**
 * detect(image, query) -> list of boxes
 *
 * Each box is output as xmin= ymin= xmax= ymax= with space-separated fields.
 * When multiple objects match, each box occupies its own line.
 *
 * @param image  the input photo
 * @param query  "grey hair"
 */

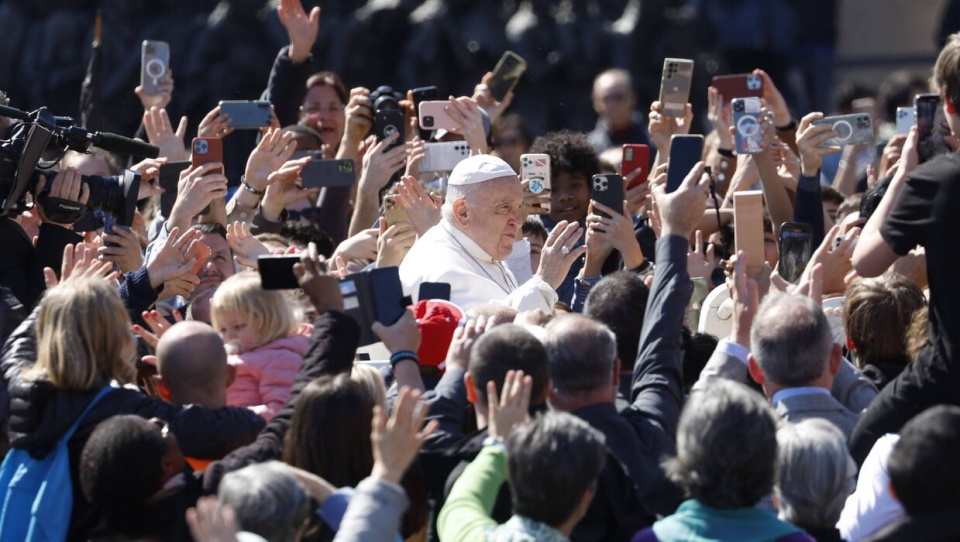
xmin=217 ymin=461 xmax=311 ymax=542
xmin=507 ymin=411 xmax=607 ymax=528
xmin=750 ymin=293 xmax=834 ymax=386
xmin=440 ymin=182 xmax=485 ymax=223
xmin=543 ymin=314 xmax=618 ymax=395
xmin=775 ymin=419 xmax=857 ymax=527
xmin=665 ymin=379 xmax=779 ymax=508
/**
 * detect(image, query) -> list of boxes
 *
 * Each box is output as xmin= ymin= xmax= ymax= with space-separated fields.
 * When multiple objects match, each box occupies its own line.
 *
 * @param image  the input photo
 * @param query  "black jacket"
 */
xmin=1 ymin=309 xmax=266 ymax=541
xmin=863 ymin=508 xmax=960 ymax=541
xmin=0 ymin=219 xmax=80 ymax=311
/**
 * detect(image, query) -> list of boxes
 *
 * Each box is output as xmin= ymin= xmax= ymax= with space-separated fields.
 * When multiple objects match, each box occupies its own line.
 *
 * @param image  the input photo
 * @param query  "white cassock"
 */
xmin=399 ymin=220 xmax=557 ymax=312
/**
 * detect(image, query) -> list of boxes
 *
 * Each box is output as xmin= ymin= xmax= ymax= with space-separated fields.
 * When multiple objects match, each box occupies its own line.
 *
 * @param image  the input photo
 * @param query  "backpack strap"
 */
xmin=60 ymin=386 xmax=113 ymax=443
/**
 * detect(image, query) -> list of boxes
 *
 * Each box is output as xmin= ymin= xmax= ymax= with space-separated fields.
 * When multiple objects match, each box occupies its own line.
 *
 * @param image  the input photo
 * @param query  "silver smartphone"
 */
xmin=811 ymin=113 xmax=874 ymax=147
xmin=896 ymin=107 xmax=916 ymax=136
xmin=420 ymin=141 xmax=471 ymax=173
xmin=659 ymin=58 xmax=695 ymax=118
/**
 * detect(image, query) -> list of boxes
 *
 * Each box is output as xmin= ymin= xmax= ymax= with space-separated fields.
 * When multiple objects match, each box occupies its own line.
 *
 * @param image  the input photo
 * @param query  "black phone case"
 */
xmin=258 ymin=255 xmax=301 ymax=290
xmin=341 ymin=266 xmax=407 ymax=346
xmin=489 ymin=54 xmax=526 ymax=101
xmin=667 ymin=137 xmax=703 ymax=193
xmin=298 ymin=158 xmax=356 ymax=189
xmin=591 ymin=174 xmax=624 ymax=218
xmin=158 ymin=161 xmax=191 ymax=218
xmin=776 ymin=223 xmax=813 ymax=283
xmin=374 ymin=110 xmax=405 ymax=151
xmin=412 ymin=87 xmax=440 ymax=140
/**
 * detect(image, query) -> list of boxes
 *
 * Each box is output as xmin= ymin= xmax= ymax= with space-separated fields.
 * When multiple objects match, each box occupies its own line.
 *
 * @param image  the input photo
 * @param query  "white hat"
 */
xmin=448 ymin=154 xmax=517 ymax=186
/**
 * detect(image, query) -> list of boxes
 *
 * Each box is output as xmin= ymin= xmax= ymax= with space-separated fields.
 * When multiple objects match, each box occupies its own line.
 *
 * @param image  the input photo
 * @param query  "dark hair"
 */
xmin=192 ymin=221 xmax=228 ymax=241
xmin=583 ymin=271 xmax=649 ymax=371
xmin=935 ymin=33 xmax=960 ymax=114
xmin=521 ymin=216 xmax=547 ymax=241
xmin=507 ymin=412 xmax=606 ymax=528
xmin=470 ymin=324 xmax=550 ymax=406
xmin=529 ymin=130 xmax=600 ymax=180
xmin=859 ymin=176 xmax=892 ymax=221
xmin=682 ymin=329 xmax=719 ymax=394
xmin=282 ymin=124 xmax=324 ymax=150
xmin=888 ymin=405 xmax=960 ymax=514
xmin=306 ymin=71 xmax=348 ymax=104
xmin=821 ymin=186 xmax=844 ymax=206
xmin=879 ymin=70 xmax=929 ymax=122
xmin=80 ymin=415 xmax=166 ymax=533
xmin=543 ymin=315 xmax=617 ymax=395
xmin=280 ymin=221 xmax=334 ymax=257
xmin=493 ymin=113 xmax=533 ymax=149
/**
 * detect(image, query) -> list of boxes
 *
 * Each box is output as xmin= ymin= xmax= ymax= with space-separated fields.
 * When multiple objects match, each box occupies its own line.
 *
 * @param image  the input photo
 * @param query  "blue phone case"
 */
xmin=667 ymin=135 xmax=703 ymax=193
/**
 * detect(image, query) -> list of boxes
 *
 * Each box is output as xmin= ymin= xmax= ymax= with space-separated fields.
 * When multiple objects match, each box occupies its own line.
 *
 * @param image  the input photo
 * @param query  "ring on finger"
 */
xmin=561 ymin=246 xmax=570 ymax=255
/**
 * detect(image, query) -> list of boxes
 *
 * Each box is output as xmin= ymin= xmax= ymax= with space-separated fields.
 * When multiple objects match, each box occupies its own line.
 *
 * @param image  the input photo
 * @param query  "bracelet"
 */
xmin=482 ymin=436 xmax=508 ymax=452
xmin=717 ymin=147 xmax=735 ymax=158
xmin=240 ymin=176 xmax=266 ymax=197
xmin=390 ymin=350 xmax=419 ymax=369
xmin=776 ymin=119 xmax=797 ymax=131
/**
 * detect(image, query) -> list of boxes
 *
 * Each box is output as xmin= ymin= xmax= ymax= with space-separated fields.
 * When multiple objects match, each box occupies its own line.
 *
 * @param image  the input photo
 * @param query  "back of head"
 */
xmin=211 ymin=271 xmax=295 ymax=348
xmin=750 ymin=294 xmax=833 ymax=386
xmin=470 ymin=324 xmax=550 ymax=406
xmin=529 ymin=130 xmax=600 ymax=179
xmin=280 ymin=221 xmax=334 ymax=257
xmin=843 ymin=275 xmax=926 ymax=369
xmin=583 ymin=271 xmax=649 ymax=371
xmin=35 ymin=277 xmax=134 ymax=390
xmin=935 ymin=32 xmax=960 ymax=111
xmin=80 ymin=415 xmax=166 ymax=533
xmin=888 ymin=405 xmax=960 ymax=515
xmin=283 ymin=375 xmax=375 ymax=488
xmin=156 ymin=321 xmax=228 ymax=406
xmin=218 ymin=461 xmax=310 ymax=542
xmin=543 ymin=314 xmax=617 ymax=395
xmin=775 ymin=419 xmax=856 ymax=528
xmin=507 ymin=412 xmax=606 ymax=528
xmin=666 ymin=380 xmax=779 ymax=508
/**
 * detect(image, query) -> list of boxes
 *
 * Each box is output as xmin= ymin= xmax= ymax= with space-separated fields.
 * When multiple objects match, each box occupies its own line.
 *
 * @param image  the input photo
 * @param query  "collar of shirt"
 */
xmin=771 ymin=386 xmax=831 ymax=407
xmin=441 ymin=219 xmax=497 ymax=264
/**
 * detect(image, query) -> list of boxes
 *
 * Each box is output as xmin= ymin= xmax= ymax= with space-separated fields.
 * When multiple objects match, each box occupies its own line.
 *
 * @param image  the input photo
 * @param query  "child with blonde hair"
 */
xmin=211 ymin=271 xmax=311 ymax=420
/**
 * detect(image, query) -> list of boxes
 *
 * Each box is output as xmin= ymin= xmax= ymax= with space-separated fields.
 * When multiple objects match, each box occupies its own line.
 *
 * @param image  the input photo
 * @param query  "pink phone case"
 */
xmin=418 ymin=101 xmax=459 ymax=131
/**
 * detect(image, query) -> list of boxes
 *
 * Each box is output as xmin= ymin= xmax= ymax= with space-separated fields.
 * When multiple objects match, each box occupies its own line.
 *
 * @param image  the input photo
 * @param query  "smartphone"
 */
xmin=591 ymin=174 xmax=624 ymax=218
xmin=896 ymin=107 xmax=916 ymax=136
xmin=382 ymin=194 xmax=410 ymax=226
xmin=811 ymin=113 xmax=874 ymax=147
xmin=340 ymin=267 xmax=408 ymax=346
xmin=420 ymin=141 xmax=471 ymax=173
xmin=733 ymin=190 xmax=765 ymax=275
xmin=418 ymin=101 xmax=459 ymax=131
xmin=659 ymin=58 xmax=695 ymax=118
xmin=732 ymin=97 xmax=764 ymax=155
xmin=411 ymin=86 xmax=440 ymax=140
xmin=489 ymin=51 xmax=528 ymax=102
xmin=777 ymin=222 xmax=813 ymax=283
xmin=102 ymin=214 xmax=126 ymax=248
xmin=521 ymin=153 xmax=551 ymax=214
xmin=916 ymin=93 xmax=950 ymax=163
xmin=419 ymin=282 xmax=451 ymax=301
xmin=140 ymin=40 xmax=170 ymax=95
xmin=158 ymin=161 xmax=191 ymax=218
xmin=294 ymin=155 xmax=356 ymax=188
xmin=189 ymin=241 xmax=212 ymax=276
xmin=621 ymin=144 xmax=650 ymax=189
xmin=217 ymin=100 xmax=272 ymax=130
xmin=374 ymin=109 xmax=405 ymax=151
xmin=667 ymin=135 xmax=704 ymax=193
xmin=711 ymin=73 xmax=764 ymax=103
xmin=190 ymin=138 xmax=224 ymax=173
xmin=258 ymin=255 xmax=301 ymax=290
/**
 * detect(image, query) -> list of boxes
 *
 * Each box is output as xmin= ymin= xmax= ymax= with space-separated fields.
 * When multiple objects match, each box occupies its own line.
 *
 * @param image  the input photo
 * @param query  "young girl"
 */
xmin=211 ymin=271 xmax=311 ymax=420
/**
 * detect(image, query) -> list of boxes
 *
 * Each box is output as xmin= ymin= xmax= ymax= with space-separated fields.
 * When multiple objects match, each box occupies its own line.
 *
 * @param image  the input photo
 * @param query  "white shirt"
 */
xmin=399 ymin=220 xmax=557 ymax=312
xmin=837 ymin=434 xmax=904 ymax=541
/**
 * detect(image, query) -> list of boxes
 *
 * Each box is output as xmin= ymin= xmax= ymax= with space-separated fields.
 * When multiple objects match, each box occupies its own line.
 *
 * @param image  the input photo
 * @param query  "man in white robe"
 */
xmin=400 ymin=154 xmax=585 ymax=312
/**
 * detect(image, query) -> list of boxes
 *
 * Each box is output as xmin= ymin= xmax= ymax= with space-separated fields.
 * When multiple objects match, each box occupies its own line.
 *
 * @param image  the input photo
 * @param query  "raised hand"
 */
xmin=143 ymin=106 xmax=188 ymax=161
xmin=197 ymin=106 xmax=234 ymax=139
xmin=445 ymin=96 xmax=488 ymax=153
xmin=687 ymin=230 xmax=715 ymax=280
xmin=243 ymin=128 xmax=299 ymax=194
xmin=146 ymin=226 xmax=201 ymax=289
xmin=395 ymin=175 xmax=441 ymax=235
xmin=358 ymin=135 xmax=409 ymax=196
xmin=167 ymin=163 xmax=228 ymax=233
xmin=342 ymin=87 xmax=374 ymax=147
xmin=648 ymin=100 xmax=694 ymax=154
xmin=754 ymin=69 xmax=792 ymax=127
xmin=652 ymin=160 xmax=710 ymax=239
xmin=728 ymin=250 xmax=759 ymax=348
xmin=536 ymin=220 xmax=587 ymax=289
xmin=520 ymin=178 xmax=552 ymax=218
xmin=135 ymin=68 xmax=174 ymax=111
xmin=293 ymin=242 xmax=343 ymax=313
xmin=130 ymin=158 xmax=168 ymax=201
xmin=376 ymin=219 xmax=417 ymax=268
xmin=43 ymin=243 xmax=118 ymax=289
xmin=226 ymin=221 xmax=270 ymax=268
xmin=99 ymin=226 xmax=144 ymax=273
xmin=445 ymin=316 xmax=488 ymax=372
xmin=586 ymin=200 xmax=644 ymax=269
xmin=34 ymin=168 xmax=90 ymax=228
xmin=473 ymin=71 xmax=515 ymax=122
xmin=277 ymin=0 xmax=321 ymax=64
xmin=707 ymin=87 xmax=734 ymax=150
xmin=796 ymin=112 xmax=840 ymax=177
xmin=371 ymin=308 xmax=421 ymax=355
xmin=487 ymin=370 xmax=533 ymax=442
xmin=260 ymin=157 xmax=317 ymax=221
xmin=370 ymin=387 xmax=438 ymax=484
xmin=133 ymin=309 xmax=185 ymax=348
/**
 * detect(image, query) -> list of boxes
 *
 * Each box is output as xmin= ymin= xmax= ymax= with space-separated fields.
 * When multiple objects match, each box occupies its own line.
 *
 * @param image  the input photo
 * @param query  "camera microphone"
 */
xmin=90 ymin=132 xmax=160 ymax=159
xmin=0 ymin=105 xmax=30 ymax=122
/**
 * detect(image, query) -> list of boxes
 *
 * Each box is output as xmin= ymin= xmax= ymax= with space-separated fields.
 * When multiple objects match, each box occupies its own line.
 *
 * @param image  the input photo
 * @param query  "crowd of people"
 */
xmin=0 ymin=0 xmax=957 ymax=541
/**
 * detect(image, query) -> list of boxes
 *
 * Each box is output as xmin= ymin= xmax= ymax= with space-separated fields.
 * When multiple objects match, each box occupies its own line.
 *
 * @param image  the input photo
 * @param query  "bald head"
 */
xmin=156 ymin=321 xmax=229 ymax=407
xmin=592 ymin=69 xmax=635 ymax=126
xmin=544 ymin=314 xmax=617 ymax=395
xmin=750 ymin=294 xmax=834 ymax=386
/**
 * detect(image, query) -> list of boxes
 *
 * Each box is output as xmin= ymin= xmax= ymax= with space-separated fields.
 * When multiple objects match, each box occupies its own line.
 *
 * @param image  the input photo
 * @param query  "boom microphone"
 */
xmin=90 ymin=132 xmax=160 ymax=159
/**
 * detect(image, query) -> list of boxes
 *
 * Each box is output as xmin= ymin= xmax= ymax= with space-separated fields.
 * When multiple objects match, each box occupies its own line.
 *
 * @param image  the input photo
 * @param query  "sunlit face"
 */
xmin=300 ymin=85 xmax=346 ymax=149
xmin=764 ymin=231 xmax=779 ymax=269
xmin=525 ymin=233 xmax=545 ymax=274
xmin=551 ymin=171 xmax=591 ymax=224
xmin=214 ymin=309 xmax=261 ymax=355
xmin=461 ymin=177 xmax=524 ymax=261
xmin=198 ymin=233 xmax=234 ymax=291
xmin=823 ymin=201 xmax=840 ymax=224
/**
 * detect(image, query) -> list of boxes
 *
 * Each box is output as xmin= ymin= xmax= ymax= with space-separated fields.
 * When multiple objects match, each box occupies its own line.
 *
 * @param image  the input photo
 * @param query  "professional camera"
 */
xmin=0 ymin=104 xmax=159 ymax=227
xmin=369 ymin=85 xmax=403 ymax=114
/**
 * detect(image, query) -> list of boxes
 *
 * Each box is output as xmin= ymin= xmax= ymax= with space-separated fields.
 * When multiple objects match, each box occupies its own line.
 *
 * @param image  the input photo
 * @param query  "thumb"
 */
xmin=176 ymin=116 xmax=189 ymax=140
xmin=43 ymin=267 xmax=58 ymax=289
xmin=310 ymin=6 xmax=321 ymax=24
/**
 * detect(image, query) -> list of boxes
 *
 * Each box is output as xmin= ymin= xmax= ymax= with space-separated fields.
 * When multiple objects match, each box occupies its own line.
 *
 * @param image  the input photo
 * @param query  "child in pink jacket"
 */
xmin=211 ymin=272 xmax=310 ymax=421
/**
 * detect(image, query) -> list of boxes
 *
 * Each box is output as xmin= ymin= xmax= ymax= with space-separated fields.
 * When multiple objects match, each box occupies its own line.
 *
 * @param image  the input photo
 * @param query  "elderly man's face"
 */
xmin=463 ymin=177 xmax=524 ymax=260
xmin=592 ymin=73 xmax=634 ymax=124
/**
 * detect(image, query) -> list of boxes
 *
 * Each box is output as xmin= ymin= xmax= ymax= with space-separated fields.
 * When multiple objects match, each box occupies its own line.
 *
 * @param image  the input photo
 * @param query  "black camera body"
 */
xmin=0 ymin=105 xmax=158 ymax=227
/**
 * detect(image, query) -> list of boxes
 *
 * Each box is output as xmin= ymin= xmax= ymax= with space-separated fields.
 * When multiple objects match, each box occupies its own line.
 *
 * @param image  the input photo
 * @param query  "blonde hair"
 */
xmin=210 ymin=271 xmax=297 ymax=348
xmin=32 ymin=277 xmax=134 ymax=389
xmin=351 ymin=363 xmax=388 ymax=411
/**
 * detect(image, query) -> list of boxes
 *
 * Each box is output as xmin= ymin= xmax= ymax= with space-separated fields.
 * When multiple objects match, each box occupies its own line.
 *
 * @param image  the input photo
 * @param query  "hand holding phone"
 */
xmin=217 ymin=101 xmax=272 ymax=130
xmin=667 ymin=135 xmax=703 ymax=193
xmin=711 ymin=73 xmax=764 ymax=103
xmin=140 ymin=41 xmax=170 ymax=96
xmin=659 ymin=58 xmax=695 ymax=118
xmin=777 ymin=222 xmax=813 ymax=283
xmin=591 ymin=174 xmax=624 ymax=218
xmin=622 ymin=144 xmax=650 ymax=189
xmin=521 ymin=153 xmax=551 ymax=213
xmin=732 ymin=98 xmax=765 ymax=155
xmin=811 ymin=114 xmax=874 ymax=147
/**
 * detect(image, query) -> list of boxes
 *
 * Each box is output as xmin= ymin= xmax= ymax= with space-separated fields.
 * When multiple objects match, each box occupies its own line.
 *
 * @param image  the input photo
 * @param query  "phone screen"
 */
xmin=917 ymin=95 xmax=950 ymax=163
xmin=667 ymin=135 xmax=703 ymax=193
xmin=777 ymin=226 xmax=813 ymax=283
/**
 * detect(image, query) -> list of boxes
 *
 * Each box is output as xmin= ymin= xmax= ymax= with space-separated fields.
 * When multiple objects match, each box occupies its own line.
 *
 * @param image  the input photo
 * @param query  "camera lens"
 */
xmin=195 ymin=140 xmax=208 ymax=154
xmin=423 ymin=116 xmax=434 ymax=128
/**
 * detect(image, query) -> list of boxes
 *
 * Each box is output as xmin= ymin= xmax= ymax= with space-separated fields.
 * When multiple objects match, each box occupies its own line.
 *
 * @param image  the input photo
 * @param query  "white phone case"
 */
xmin=521 ymin=153 xmax=551 ymax=214
xmin=420 ymin=142 xmax=471 ymax=173
xmin=896 ymin=107 xmax=916 ymax=135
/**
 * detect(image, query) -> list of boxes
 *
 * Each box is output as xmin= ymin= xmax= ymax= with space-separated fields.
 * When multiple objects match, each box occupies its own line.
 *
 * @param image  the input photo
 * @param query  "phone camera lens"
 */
xmin=195 ymin=140 xmax=208 ymax=154
xmin=423 ymin=116 xmax=434 ymax=128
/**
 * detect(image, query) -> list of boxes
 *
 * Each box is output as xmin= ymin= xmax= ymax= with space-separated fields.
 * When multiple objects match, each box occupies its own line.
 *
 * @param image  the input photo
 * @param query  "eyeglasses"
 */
xmin=601 ymin=92 xmax=627 ymax=103
xmin=149 ymin=417 xmax=170 ymax=438
xmin=300 ymin=103 xmax=344 ymax=115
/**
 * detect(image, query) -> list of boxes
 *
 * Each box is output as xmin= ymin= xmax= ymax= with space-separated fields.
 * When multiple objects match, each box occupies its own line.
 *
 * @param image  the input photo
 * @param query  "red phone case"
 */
xmin=621 ymin=144 xmax=650 ymax=189
xmin=711 ymin=74 xmax=764 ymax=102
xmin=190 ymin=137 xmax=224 ymax=173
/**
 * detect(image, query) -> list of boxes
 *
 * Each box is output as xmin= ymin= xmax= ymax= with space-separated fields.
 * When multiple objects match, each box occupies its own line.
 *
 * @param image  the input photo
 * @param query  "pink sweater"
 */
xmin=226 ymin=328 xmax=311 ymax=421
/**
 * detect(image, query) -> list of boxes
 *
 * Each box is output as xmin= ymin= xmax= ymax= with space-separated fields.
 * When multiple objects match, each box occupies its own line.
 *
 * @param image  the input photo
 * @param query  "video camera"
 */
xmin=0 ymin=104 xmax=159 ymax=227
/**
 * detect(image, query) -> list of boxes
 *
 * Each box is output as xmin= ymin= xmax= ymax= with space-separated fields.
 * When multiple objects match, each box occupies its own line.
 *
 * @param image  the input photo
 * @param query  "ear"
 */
xmin=846 ymin=335 xmax=856 ymax=353
xmin=946 ymin=95 xmax=957 ymax=115
xmin=225 ymin=364 xmax=237 ymax=389
xmin=151 ymin=375 xmax=172 ymax=403
xmin=828 ymin=343 xmax=842 ymax=376
xmin=452 ymin=199 xmax=469 ymax=227
xmin=748 ymin=355 xmax=766 ymax=384
xmin=888 ymin=481 xmax=900 ymax=503
xmin=465 ymin=372 xmax=477 ymax=404
xmin=612 ymin=357 xmax=622 ymax=388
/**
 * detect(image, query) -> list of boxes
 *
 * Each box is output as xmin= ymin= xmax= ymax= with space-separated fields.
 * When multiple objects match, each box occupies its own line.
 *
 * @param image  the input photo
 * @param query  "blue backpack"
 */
xmin=0 ymin=386 xmax=112 ymax=542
